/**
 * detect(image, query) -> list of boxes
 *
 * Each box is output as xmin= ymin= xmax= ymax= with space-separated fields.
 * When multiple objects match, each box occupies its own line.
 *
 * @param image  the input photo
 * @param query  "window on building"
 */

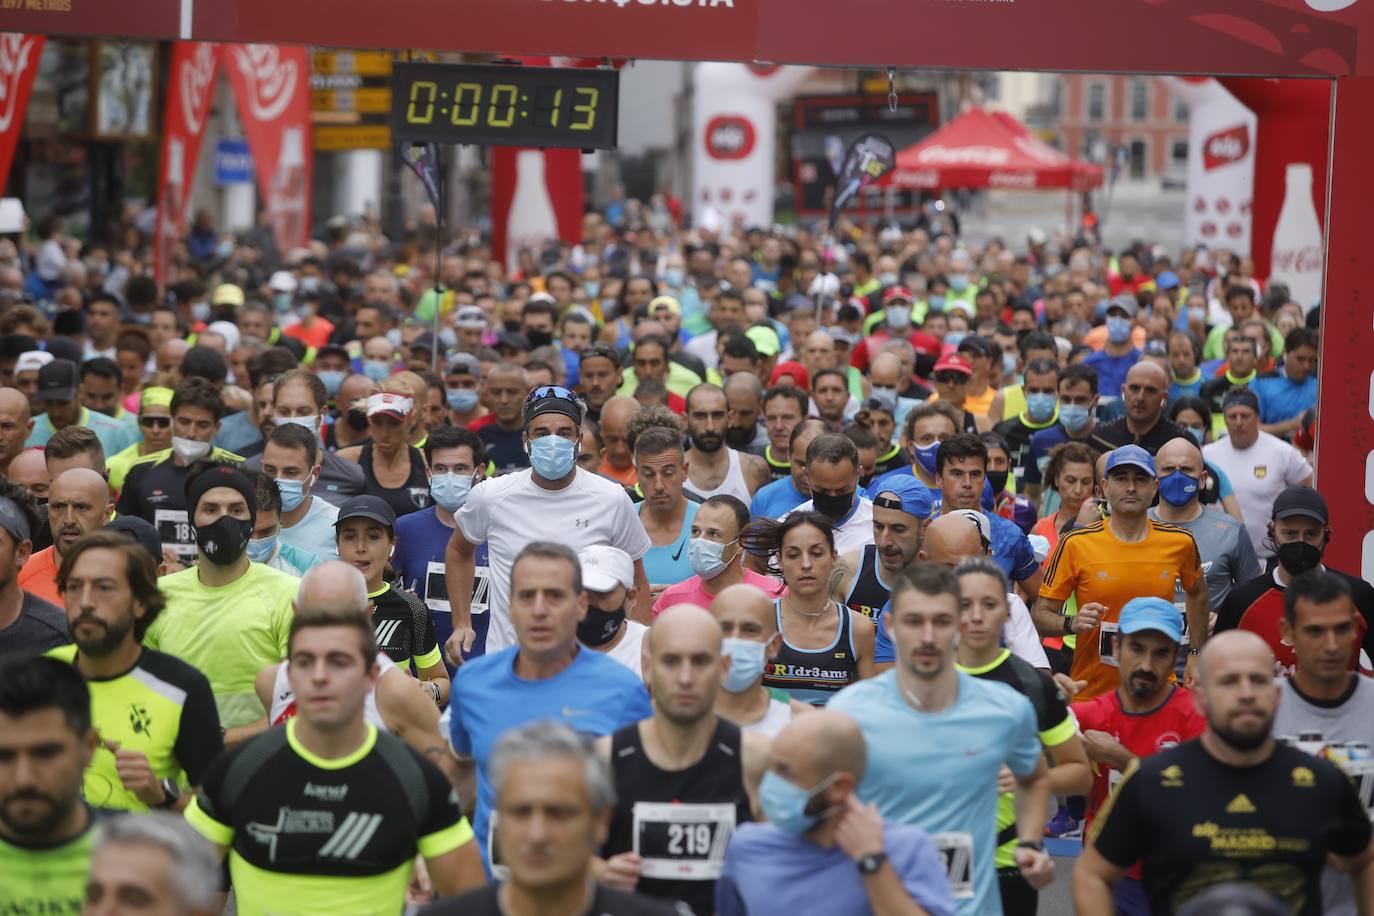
xmin=1129 ymin=139 xmax=1148 ymax=179
xmin=1050 ymin=81 xmax=1063 ymax=118
xmin=1131 ymin=80 xmax=1149 ymax=122
xmin=1088 ymin=82 xmax=1107 ymax=122
xmin=1171 ymin=139 xmax=1188 ymax=164
xmin=1174 ymin=97 xmax=1190 ymax=123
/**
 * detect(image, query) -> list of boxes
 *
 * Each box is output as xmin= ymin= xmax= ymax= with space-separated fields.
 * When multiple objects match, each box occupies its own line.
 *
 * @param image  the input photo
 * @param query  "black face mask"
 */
xmin=346 ymin=408 xmax=369 ymax=431
xmin=526 ymin=329 xmax=554 ymax=350
xmin=577 ymin=604 xmax=626 ymax=647
xmin=503 ymin=319 xmax=523 ymax=334
xmin=194 ymin=515 xmax=252 ymax=566
xmin=1276 ymin=540 xmax=1323 ymax=577
xmin=987 ymin=471 xmax=1009 ymax=495
xmin=811 ymin=490 xmax=855 ymax=521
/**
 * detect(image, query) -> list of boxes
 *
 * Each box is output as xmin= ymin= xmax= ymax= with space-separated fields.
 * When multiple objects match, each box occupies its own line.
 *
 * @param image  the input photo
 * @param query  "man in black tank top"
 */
xmin=597 ymin=605 xmax=770 ymax=915
xmin=837 ymin=477 xmax=933 ymax=624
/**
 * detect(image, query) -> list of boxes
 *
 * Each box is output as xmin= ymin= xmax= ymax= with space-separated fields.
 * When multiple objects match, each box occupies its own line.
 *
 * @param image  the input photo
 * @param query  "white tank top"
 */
xmin=691 ymin=447 xmax=753 ymax=505
xmin=744 ymin=697 xmax=792 ymax=739
xmin=270 ymin=654 xmax=396 ymax=731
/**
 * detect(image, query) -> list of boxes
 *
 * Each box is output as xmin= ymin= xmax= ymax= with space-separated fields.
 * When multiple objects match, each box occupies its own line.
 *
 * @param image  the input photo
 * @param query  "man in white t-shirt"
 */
xmin=1203 ymin=387 xmax=1312 ymax=558
xmin=784 ymin=432 xmax=875 ymax=554
xmin=576 ymin=544 xmax=647 ymax=679
xmin=444 ymin=385 xmax=652 ymax=658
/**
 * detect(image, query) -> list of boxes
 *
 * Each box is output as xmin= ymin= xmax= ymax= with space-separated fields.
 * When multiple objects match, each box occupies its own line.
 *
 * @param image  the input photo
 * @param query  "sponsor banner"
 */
xmin=0 ymin=33 xmax=44 ymax=196
xmin=224 ymin=44 xmax=312 ymax=256
xmin=1161 ymin=78 xmax=1256 ymax=255
xmin=829 ymin=132 xmax=895 ymax=225
xmin=154 ymin=41 xmax=219 ymax=284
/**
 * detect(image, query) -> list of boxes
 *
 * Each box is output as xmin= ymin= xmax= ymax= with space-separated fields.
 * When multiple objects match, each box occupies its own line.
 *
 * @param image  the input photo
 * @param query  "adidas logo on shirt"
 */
xmin=1224 ymin=793 xmax=1257 ymax=814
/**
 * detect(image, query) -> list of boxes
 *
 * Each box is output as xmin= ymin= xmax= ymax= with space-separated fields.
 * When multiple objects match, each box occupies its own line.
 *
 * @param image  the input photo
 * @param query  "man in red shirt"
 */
xmin=849 ymin=286 xmax=941 ymax=373
xmin=1073 ymin=595 xmax=1206 ymax=916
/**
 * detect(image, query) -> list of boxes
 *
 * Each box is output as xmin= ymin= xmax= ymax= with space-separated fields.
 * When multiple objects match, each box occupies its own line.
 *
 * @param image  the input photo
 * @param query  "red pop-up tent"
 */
xmin=880 ymin=106 xmax=1103 ymax=191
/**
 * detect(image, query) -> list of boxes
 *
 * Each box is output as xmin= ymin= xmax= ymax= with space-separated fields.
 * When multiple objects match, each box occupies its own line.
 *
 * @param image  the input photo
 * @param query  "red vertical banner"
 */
xmin=224 ymin=44 xmax=312 ymax=256
xmin=154 ymin=42 xmax=220 ymax=285
xmin=0 ymin=34 xmax=46 ymax=197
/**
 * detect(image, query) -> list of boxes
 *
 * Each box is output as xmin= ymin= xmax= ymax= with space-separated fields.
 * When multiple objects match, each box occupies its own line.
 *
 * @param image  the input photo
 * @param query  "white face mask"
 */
xmin=275 ymin=414 xmax=320 ymax=436
xmin=171 ymin=436 xmax=211 ymax=464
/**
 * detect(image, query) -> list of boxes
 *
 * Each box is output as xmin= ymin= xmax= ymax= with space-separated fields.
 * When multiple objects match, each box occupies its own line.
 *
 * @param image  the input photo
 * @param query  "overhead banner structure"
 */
xmin=0 ymin=33 xmax=45 ymax=197
xmin=223 ymin=44 xmax=312 ymax=256
xmin=154 ymin=42 xmax=221 ymax=284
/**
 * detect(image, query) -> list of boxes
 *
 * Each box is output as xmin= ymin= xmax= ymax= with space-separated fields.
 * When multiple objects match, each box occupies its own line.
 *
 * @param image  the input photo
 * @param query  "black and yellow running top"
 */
xmin=763 ymin=445 xmax=791 ymax=480
xmin=47 ymin=644 xmax=222 ymax=812
xmin=956 ymin=649 xmax=1076 ymax=869
xmin=185 ymin=719 xmax=472 ymax=916
xmin=368 ymin=583 xmax=442 ymax=673
xmin=0 ymin=805 xmax=102 ymax=914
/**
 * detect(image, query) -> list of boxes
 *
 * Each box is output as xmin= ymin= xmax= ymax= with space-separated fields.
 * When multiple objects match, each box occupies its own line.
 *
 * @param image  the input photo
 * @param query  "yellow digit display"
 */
xmin=571 ymin=86 xmax=598 ymax=131
xmin=406 ymin=80 xmax=437 ymax=124
xmin=488 ymin=84 xmax=518 ymax=128
xmin=452 ymin=83 xmax=482 ymax=126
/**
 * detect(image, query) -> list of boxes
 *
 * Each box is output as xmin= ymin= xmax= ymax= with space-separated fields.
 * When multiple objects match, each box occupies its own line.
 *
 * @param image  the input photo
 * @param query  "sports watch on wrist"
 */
xmin=1017 ymin=839 xmax=1045 ymax=852
xmin=154 ymin=778 xmax=181 ymax=809
xmin=857 ymin=851 xmax=888 ymax=875
xmin=1061 ymin=614 xmax=1075 ymax=635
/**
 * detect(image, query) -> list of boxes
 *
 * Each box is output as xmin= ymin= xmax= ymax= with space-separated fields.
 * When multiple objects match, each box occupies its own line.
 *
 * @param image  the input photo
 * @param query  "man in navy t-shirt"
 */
xmin=394 ymin=427 xmax=491 ymax=665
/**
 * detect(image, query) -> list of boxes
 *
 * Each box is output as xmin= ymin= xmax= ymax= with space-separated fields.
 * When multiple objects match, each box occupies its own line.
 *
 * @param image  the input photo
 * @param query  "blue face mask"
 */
xmin=363 ymin=361 xmax=391 ymax=383
xmin=317 ymin=370 xmax=345 ymax=397
xmin=438 ymin=328 xmax=457 ymax=350
xmin=1106 ymin=315 xmax=1134 ymax=345
xmin=385 ymin=328 xmax=403 ymax=347
xmin=191 ymin=301 xmax=211 ymax=323
xmin=246 ymin=532 xmax=278 ymax=563
xmin=664 ymin=267 xmax=686 ymax=288
xmin=529 ymin=434 xmax=577 ymax=480
xmin=1158 ymin=470 xmax=1199 ymax=507
xmin=722 ymin=637 xmax=767 ymax=693
xmin=1026 ymin=392 xmax=1058 ymax=423
xmin=447 ymin=389 xmax=479 ymax=413
xmin=758 ymin=770 xmax=840 ymax=835
xmin=885 ymin=305 xmax=912 ymax=330
xmin=430 ymin=472 xmax=474 ymax=512
xmin=275 ymin=475 xmax=310 ymax=513
xmin=1001 ymin=351 xmax=1018 ymax=376
xmin=928 ymin=294 xmax=946 ymax=311
xmin=913 ymin=440 xmax=940 ymax=476
xmin=944 ymin=331 xmax=967 ymax=348
xmin=949 ymin=274 xmax=970 ymax=292
xmin=584 ymin=281 xmax=600 ymax=299
xmin=1186 ymin=426 xmax=1206 ymax=446
xmin=688 ymin=537 xmax=735 ymax=580
xmin=273 ymin=292 xmax=294 ymax=313
xmin=1059 ymin=403 xmax=1092 ymax=433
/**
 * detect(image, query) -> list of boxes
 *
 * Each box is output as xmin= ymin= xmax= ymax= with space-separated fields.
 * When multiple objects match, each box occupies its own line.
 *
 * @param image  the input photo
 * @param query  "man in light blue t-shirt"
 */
xmin=450 ymin=541 xmax=651 ymax=873
xmin=828 ymin=563 xmax=1053 ymax=916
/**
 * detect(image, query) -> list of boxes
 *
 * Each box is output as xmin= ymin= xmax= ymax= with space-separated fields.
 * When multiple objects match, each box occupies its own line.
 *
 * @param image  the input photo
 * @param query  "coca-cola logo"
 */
xmin=0 ymin=35 xmax=40 ymax=134
xmin=179 ymin=44 xmax=218 ymax=137
xmin=1306 ymin=0 xmax=1359 ymax=11
xmin=1203 ymin=124 xmax=1250 ymax=171
xmin=704 ymin=115 xmax=755 ymax=160
xmin=230 ymin=45 xmax=298 ymax=122
xmin=1272 ymin=246 xmax=1324 ymax=273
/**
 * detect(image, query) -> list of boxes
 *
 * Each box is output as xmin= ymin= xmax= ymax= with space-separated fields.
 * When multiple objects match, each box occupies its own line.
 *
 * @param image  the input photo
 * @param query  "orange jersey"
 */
xmin=1040 ymin=518 xmax=1202 ymax=699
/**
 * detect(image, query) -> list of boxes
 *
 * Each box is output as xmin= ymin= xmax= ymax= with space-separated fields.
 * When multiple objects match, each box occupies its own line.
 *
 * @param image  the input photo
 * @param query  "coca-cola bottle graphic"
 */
xmin=505 ymin=150 xmax=558 ymax=274
xmin=1269 ymin=163 xmax=1325 ymax=311
xmin=268 ymin=127 xmax=307 ymax=253
xmin=156 ymin=139 xmax=185 ymax=281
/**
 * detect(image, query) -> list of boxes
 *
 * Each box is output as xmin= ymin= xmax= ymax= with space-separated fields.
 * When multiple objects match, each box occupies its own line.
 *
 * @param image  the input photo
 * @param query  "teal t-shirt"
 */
xmin=640 ymin=498 xmax=699 ymax=588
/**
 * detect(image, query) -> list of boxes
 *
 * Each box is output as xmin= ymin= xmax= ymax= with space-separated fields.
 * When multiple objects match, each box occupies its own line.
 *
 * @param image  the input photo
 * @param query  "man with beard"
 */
xmin=19 ymin=468 xmax=114 ymax=605
xmin=0 ymin=478 xmax=66 ymax=654
xmin=684 ymin=384 xmax=770 ymax=506
xmin=1071 ymin=597 xmax=1206 ymax=915
xmin=597 ymin=605 xmax=769 ymax=915
xmin=783 ymin=434 xmax=875 ymax=554
xmin=835 ymin=476 xmax=932 ymax=624
xmin=722 ymin=371 xmax=768 ymax=454
xmin=0 ymin=655 xmax=102 ymax=914
xmin=1215 ymin=486 xmax=1374 ymax=678
xmin=1075 ymin=631 xmax=1374 ymax=914
xmin=48 ymin=531 xmax=221 ymax=812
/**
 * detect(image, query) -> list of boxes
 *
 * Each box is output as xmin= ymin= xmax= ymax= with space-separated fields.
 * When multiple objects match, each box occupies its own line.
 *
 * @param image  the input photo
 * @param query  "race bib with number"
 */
xmin=1347 ymin=759 xmax=1374 ymax=821
xmin=424 ymin=561 xmax=489 ymax=615
xmin=930 ymin=831 xmax=974 ymax=900
xmin=632 ymin=801 xmax=736 ymax=880
xmin=154 ymin=509 xmax=194 ymax=560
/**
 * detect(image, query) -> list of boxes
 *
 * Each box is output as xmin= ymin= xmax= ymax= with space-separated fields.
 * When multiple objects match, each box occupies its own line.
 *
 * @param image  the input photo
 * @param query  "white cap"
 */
xmin=579 ymin=545 xmax=634 ymax=594
xmin=808 ymin=272 xmax=841 ymax=298
xmin=269 ymin=270 xmax=298 ymax=294
xmin=206 ymin=320 xmax=241 ymax=351
xmin=15 ymin=350 xmax=52 ymax=375
xmin=454 ymin=306 xmax=487 ymax=329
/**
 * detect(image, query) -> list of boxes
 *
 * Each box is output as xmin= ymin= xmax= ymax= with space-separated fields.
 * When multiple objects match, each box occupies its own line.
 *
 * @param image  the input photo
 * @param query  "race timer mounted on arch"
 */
xmin=390 ymin=61 xmax=619 ymax=149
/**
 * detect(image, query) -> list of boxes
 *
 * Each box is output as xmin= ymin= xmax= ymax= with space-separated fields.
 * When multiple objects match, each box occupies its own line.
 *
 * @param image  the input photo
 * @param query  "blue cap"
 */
xmin=1155 ymin=271 xmax=1181 ymax=290
xmin=1105 ymin=444 xmax=1155 ymax=477
xmin=1118 ymin=596 xmax=1183 ymax=643
xmin=870 ymin=477 xmax=934 ymax=520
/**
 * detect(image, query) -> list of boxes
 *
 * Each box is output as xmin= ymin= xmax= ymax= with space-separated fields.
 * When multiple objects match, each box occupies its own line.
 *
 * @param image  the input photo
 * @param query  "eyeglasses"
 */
xmin=524 ymin=385 xmax=579 ymax=407
xmin=934 ymin=372 xmax=968 ymax=385
xmin=139 ymin=416 xmax=171 ymax=429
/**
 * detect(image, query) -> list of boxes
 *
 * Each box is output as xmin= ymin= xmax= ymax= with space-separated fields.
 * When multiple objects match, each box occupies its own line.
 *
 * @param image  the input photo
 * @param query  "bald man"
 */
xmin=597 ymin=604 xmax=770 ymax=914
xmin=394 ymin=370 xmax=429 ymax=447
xmin=718 ymin=710 xmax=956 ymax=916
xmin=155 ymin=338 xmax=189 ymax=378
xmin=873 ymin=513 xmax=1049 ymax=673
xmin=0 ymin=388 xmax=34 ymax=477
xmin=723 ymin=371 xmax=768 ymax=453
xmin=8 ymin=447 xmax=48 ymax=503
xmin=598 ymin=395 xmax=640 ymax=486
xmin=332 ymin=373 xmax=374 ymax=450
xmin=710 ymin=582 xmax=808 ymax=737
xmin=1077 ymin=630 xmax=1374 ymax=914
xmin=18 ymin=467 xmax=113 ymax=604
xmin=254 ymin=560 xmax=461 ymax=786
xmin=1088 ymin=361 xmax=1186 ymax=455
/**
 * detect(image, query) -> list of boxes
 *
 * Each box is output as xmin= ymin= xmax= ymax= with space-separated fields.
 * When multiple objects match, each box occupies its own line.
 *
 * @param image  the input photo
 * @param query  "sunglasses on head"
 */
xmin=524 ymin=385 xmax=579 ymax=406
xmin=139 ymin=416 xmax=171 ymax=428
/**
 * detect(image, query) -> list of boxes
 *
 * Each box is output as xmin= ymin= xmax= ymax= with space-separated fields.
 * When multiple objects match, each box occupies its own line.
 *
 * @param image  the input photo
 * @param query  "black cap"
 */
xmin=1271 ymin=486 xmax=1328 ymax=525
xmin=316 ymin=343 xmax=350 ymax=360
xmin=410 ymin=331 xmax=440 ymax=352
xmin=105 ymin=515 xmax=164 ymax=565
xmin=35 ymin=359 xmax=78 ymax=402
xmin=335 ymin=495 xmax=397 ymax=530
xmin=44 ymin=337 xmax=82 ymax=365
xmin=495 ymin=330 xmax=531 ymax=352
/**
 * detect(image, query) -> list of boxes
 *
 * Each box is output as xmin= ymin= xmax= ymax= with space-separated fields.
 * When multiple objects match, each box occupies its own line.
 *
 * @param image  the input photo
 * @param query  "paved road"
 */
xmin=960 ymin=180 xmax=1188 ymax=254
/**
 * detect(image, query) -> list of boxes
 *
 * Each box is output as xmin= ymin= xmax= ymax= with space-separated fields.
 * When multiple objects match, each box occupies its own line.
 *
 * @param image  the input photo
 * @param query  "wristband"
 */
xmin=1062 ymin=614 xmax=1075 ymax=635
xmin=1016 ymin=839 xmax=1045 ymax=852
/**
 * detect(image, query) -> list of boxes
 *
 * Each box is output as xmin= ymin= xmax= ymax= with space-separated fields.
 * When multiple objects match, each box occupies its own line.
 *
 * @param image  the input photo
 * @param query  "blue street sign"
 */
xmin=214 ymin=140 xmax=253 ymax=185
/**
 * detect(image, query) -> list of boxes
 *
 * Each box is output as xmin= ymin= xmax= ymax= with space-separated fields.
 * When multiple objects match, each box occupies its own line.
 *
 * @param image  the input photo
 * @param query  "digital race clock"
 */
xmin=390 ymin=62 xmax=619 ymax=149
